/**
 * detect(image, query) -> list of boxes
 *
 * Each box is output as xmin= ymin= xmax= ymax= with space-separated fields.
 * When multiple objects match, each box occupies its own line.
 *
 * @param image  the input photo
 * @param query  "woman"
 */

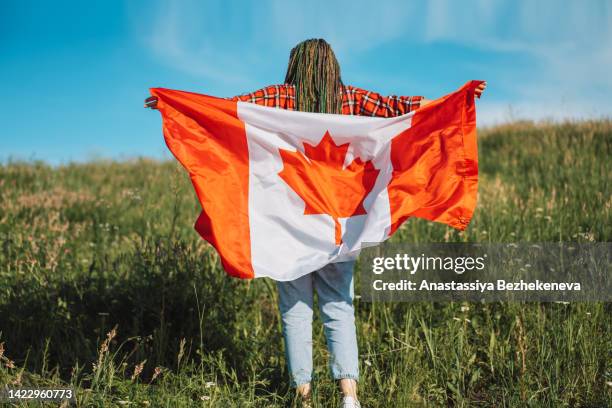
xmin=146 ymin=39 xmax=486 ymax=408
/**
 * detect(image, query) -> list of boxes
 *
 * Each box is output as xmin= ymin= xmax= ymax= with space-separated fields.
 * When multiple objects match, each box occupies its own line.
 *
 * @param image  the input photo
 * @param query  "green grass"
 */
xmin=0 ymin=120 xmax=610 ymax=407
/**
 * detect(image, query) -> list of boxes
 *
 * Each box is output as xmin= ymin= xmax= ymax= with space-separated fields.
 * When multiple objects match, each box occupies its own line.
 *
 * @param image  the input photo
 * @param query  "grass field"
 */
xmin=0 ymin=121 xmax=610 ymax=407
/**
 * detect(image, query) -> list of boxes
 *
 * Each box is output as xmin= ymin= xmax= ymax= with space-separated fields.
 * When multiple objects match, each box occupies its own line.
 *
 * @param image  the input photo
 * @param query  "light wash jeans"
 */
xmin=276 ymin=261 xmax=359 ymax=387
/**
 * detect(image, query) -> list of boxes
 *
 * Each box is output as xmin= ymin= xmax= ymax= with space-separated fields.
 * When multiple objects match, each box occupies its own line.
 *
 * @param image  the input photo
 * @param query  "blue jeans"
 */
xmin=276 ymin=261 xmax=359 ymax=387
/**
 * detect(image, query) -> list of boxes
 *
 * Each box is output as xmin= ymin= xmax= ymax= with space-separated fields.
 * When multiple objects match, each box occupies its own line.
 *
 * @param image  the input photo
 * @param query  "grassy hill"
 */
xmin=0 ymin=121 xmax=610 ymax=406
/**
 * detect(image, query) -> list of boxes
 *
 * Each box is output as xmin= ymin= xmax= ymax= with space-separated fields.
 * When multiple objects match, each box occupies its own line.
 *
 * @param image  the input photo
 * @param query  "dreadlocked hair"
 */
xmin=284 ymin=39 xmax=344 ymax=114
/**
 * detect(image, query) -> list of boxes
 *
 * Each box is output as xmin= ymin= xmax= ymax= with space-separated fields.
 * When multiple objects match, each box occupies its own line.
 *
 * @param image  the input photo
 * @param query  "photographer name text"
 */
xmin=372 ymin=279 xmax=581 ymax=292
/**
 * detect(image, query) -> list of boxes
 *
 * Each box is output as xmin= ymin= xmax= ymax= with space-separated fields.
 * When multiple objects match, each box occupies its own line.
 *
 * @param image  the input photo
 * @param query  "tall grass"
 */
xmin=0 ymin=120 xmax=610 ymax=407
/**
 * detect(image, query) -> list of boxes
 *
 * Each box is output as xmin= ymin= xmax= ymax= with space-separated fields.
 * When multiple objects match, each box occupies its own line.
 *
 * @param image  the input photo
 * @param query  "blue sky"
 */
xmin=1 ymin=0 xmax=611 ymax=164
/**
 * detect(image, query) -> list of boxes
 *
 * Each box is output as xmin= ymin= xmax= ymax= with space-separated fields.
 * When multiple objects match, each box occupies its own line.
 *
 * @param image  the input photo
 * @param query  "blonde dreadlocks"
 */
xmin=284 ymin=39 xmax=343 ymax=114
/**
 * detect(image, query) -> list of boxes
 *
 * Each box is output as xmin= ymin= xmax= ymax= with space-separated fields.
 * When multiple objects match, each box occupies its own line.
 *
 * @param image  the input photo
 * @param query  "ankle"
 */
xmin=338 ymin=378 xmax=358 ymax=399
xmin=296 ymin=383 xmax=311 ymax=399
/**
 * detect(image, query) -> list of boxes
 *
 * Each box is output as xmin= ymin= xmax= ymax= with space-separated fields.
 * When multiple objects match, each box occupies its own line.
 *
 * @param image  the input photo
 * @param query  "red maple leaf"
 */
xmin=278 ymin=131 xmax=380 ymax=245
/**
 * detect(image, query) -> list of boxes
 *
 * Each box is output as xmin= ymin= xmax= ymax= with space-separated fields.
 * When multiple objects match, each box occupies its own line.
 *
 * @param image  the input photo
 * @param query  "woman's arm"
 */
xmin=344 ymin=85 xmax=424 ymax=117
xmin=228 ymin=84 xmax=293 ymax=109
xmin=145 ymin=85 xmax=293 ymax=110
xmin=419 ymin=82 xmax=487 ymax=108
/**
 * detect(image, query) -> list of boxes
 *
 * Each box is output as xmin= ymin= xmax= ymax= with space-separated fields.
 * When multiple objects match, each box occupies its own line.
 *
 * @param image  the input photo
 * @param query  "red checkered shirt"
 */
xmin=230 ymin=84 xmax=422 ymax=117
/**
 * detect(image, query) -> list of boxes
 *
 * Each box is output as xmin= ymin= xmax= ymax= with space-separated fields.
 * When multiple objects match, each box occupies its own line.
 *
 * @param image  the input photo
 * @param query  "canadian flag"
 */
xmin=150 ymin=81 xmax=480 ymax=280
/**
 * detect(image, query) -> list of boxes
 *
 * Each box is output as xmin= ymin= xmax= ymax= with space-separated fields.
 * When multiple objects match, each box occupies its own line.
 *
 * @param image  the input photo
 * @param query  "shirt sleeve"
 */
xmin=228 ymin=84 xmax=294 ymax=109
xmin=343 ymin=85 xmax=423 ymax=117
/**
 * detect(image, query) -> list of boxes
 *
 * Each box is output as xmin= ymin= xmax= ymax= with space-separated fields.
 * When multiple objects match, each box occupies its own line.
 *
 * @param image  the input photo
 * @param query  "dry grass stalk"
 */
xmin=93 ymin=325 xmax=117 ymax=371
xmin=131 ymin=359 xmax=147 ymax=381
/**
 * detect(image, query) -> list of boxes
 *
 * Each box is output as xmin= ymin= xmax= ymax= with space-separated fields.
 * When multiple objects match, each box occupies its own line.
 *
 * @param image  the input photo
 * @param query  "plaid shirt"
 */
xmin=230 ymin=84 xmax=422 ymax=117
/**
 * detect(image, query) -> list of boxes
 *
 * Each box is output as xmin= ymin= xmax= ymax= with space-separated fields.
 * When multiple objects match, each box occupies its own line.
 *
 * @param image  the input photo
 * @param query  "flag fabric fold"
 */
xmin=150 ymin=81 xmax=481 ymax=280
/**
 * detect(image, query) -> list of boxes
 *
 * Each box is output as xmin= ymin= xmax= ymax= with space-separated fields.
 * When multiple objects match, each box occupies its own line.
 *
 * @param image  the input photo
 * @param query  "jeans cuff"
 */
xmin=291 ymin=376 xmax=312 ymax=388
xmin=333 ymin=373 xmax=359 ymax=382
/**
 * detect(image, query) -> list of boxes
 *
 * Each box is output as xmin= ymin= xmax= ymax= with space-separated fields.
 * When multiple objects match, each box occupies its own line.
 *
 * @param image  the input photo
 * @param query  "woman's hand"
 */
xmin=475 ymin=81 xmax=487 ymax=99
xmin=144 ymin=96 xmax=158 ymax=109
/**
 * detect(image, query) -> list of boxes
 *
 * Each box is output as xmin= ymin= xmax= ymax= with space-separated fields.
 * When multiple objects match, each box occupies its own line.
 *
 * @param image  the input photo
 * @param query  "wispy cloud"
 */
xmin=135 ymin=1 xmax=256 ymax=86
xmin=134 ymin=0 xmax=612 ymax=122
xmin=136 ymin=0 xmax=420 ymax=82
xmin=267 ymin=0 xmax=421 ymax=54
xmin=421 ymin=0 xmax=612 ymax=122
